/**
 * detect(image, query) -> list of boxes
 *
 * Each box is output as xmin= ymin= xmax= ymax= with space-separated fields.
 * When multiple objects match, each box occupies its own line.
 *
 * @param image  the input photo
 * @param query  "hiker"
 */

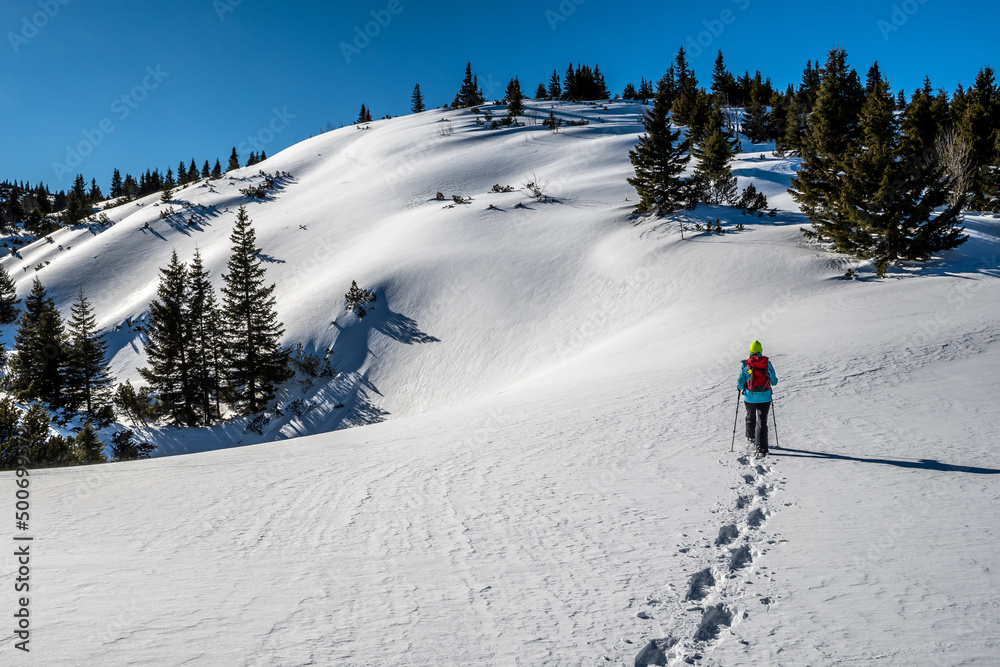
xmin=737 ymin=340 xmax=777 ymax=456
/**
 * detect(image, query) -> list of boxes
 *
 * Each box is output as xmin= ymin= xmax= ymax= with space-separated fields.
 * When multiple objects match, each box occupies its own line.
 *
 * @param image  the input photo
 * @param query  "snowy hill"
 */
xmin=2 ymin=100 xmax=1000 ymax=665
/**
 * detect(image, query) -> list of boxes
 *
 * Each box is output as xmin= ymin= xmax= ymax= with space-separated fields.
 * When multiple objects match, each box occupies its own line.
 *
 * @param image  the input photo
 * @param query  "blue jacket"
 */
xmin=737 ymin=354 xmax=777 ymax=403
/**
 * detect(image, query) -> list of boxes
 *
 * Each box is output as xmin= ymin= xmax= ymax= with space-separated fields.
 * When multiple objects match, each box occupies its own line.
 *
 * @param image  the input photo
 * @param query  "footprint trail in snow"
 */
xmin=632 ymin=449 xmax=788 ymax=666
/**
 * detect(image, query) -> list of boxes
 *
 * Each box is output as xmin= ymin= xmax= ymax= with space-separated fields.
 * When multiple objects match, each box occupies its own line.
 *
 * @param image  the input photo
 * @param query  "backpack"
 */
xmin=745 ymin=355 xmax=771 ymax=393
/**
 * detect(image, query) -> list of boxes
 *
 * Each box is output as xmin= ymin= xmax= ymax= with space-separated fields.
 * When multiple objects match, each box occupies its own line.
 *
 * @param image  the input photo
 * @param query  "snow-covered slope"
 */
xmin=2 ymin=101 xmax=999 ymax=665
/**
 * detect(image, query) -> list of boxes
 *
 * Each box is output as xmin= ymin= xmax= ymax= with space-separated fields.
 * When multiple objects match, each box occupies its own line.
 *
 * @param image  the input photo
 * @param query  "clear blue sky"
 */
xmin=1 ymin=0 xmax=996 ymax=191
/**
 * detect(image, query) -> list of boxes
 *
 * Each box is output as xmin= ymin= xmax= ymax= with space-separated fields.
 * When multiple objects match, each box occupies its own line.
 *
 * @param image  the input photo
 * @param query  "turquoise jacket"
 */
xmin=737 ymin=354 xmax=777 ymax=403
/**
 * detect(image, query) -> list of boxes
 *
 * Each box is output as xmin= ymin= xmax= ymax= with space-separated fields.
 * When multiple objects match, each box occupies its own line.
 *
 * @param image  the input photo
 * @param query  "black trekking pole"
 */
xmin=771 ymin=397 xmax=780 ymax=450
xmin=730 ymin=390 xmax=741 ymax=451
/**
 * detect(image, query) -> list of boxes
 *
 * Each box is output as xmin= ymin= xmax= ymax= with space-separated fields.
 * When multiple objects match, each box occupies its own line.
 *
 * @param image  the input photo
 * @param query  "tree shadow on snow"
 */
xmin=771 ymin=447 xmax=1000 ymax=474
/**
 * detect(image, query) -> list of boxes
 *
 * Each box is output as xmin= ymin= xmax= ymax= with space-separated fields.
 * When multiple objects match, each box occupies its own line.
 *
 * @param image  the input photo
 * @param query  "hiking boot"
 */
xmin=745 ymin=437 xmax=755 ymax=449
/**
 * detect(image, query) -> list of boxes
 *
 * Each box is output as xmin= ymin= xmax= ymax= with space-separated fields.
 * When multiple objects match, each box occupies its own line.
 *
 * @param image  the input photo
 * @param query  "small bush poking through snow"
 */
xmin=345 ymin=280 xmax=377 ymax=318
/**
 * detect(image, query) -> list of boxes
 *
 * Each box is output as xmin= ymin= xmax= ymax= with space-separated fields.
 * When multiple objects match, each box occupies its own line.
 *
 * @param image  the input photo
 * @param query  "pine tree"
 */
xmin=411 ymin=84 xmax=425 ymax=113
xmin=960 ymin=66 xmax=1000 ymax=211
xmin=164 ymin=167 xmax=176 ymax=189
xmin=505 ymin=76 xmax=523 ymax=118
xmin=110 ymin=168 xmax=123 ymax=199
xmin=453 ymin=62 xmax=485 ymax=108
xmin=88 ymin=178 xmax=103 ymax=203
xmin=789 ymin=48 xmax=865 ymax=245
xmin=221 ymin=206 xmax=291 ymax=415
xmin=139 ymin=251 xmax=197 ymax=426
xmin=711 ymin=50 xmax=731 ymax=102
xmin=837 ymin=75 xmax=967 ymax=273
xmin=0 ymin=263 xmax=19 ymax=324
xmin=212 ymin=159 xmax=223 ymax=179
xmin=623 ymin=83 xmax=638 ymax=100
xmin=547 ymin=69 xmax=562 ymax=100
xmin=202 ymin=160 xmax=211 ymax=178
xmin=356 ymin=104 xmax=372 ymax=123
xmin=563 ymin=62 xmax=577 ymax=100
xmin=177 ymin=160 xmax=188 ymax=186
xmin=628 ymin=82 xmax=692 ymax=216
xmin=188 ymin=159 xmax=199 ymax=182
xmin=638 ymin=78 xmax=655 ymax=103
xmin=693 ymin=127 xmax=738 ymax=204
xmin=188 ymin=249 xmax=224 ymax=423
xmin=65 ymin=290 xmax=114 ymax=415
xmin=227 ymin=147 xmax=240 ymax=172
xmin=534 ymin=82 xmax=547 ymax=99
xmin=64 ymin=174 xmax=91 ymax=225
xmin=75 ymin=422 xmax=106 ymax=464
xmin=11 ymin=278 xmax=66 ymax=406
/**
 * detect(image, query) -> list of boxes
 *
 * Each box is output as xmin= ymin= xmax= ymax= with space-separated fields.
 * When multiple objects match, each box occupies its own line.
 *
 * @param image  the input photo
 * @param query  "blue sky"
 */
xmin=1 ymin=0 xmax=996 ymax=191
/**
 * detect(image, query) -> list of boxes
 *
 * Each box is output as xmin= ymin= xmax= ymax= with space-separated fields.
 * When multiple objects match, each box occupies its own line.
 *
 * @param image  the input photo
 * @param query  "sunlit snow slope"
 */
xmin=1 ymin=100 xmax=999 ymax=665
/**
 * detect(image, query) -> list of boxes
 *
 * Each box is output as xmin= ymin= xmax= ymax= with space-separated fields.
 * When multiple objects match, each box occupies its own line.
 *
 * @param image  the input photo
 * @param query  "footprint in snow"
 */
xmin=747 ymin=508 xmax=766 ymax=528
xmin=685 ymin=568 xmax=716 ymax=602
xmin=694 ymin=603 xmax=734 ymax=642
xmin=742 ymin=474 xmax=756 ymax=485
xmin=729 ymin=545 xmax=753 ymax=571
xmin=715 ymin=524 xmax=739 ymax=546
xmin=735 ymin=495 xmax=750 ymax=510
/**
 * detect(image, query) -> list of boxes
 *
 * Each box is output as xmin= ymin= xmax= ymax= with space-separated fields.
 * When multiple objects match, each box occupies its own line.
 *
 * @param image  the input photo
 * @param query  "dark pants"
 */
xmin=745 ymin=401 xmax=771 ymax=452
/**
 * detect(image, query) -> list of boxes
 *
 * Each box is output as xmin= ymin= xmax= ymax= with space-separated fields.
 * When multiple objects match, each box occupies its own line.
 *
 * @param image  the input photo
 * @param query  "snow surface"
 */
xmin=1 ymin=100 xmax=999 ymax=665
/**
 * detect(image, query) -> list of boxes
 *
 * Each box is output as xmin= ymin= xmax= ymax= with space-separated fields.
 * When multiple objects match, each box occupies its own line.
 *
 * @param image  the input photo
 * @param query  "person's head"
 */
xmin=749 ymin=340 xmax=763 ymax=356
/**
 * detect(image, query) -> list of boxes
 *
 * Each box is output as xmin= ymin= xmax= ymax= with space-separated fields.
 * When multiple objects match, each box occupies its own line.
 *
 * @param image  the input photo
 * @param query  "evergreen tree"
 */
xmin=247 ymin=151 xmax=257 ymax=167
xmin=505 ymin=76 xmax=524 ymax=118
xmin=562 ymin=62 xmax=576 ymax=100
xmin=960 ymin=66 xmax=1000 ymax=211
xmin=547 ymin=69 xmax=562 ymax=100
xmin=202 ymin=160 xmax=211 ymax=178
xmin=0 ymin=263 xmax=19 ymax=324
xmin=227 ymin=147 xmax=240 ymax=172
xmin=188 ymin=159 xmax=199 ymax=182
xmin=899 ymin=78 xmax=939 ymax=161
xmin=534 ymin=82 xmax=547 ymax=99
xmin=187 ymin=249 xmax=224 ymax=423
xmin=789 ymin=48 xmax=865 ymax=244
xmin=453 ymin=62 xmax=485 ymax=108
xmin=0 ymin=398 xmax=21 ymax=469
xmin=65 ymin=290 xmax=114 ymax=415
xmin=177 ymin=160 xmax=189 ymax=186
xmin=75 ymin=422 xmax=106 ymax=464
xmin=163 ymin=167 xmax=176 ymax=189
xmin=693 ymin=127 xmax=738 ymax=204
xmin=623 ymin=82 xmax=638 ymax=100
xmin=88 ymin=178 xmax=103 ymax=203
xmin=139 ymin=251 xmax=197 ymax=426
xmin=221 ymin=206 xmax=291 ymax=415
xmin=638 ymin=78 xmax=655 ymax=102
xmin=356 ymin=104 xmax=372 ymax=123
xmin=628 ymin=82 xmax=692 ymax=216
xmin=212 ymin=159 xmax=223 ymax=179
xmin=109 ymin=168 xmax=123 ymax=199
xmin=411 ymin=84 xmax=426 ymax=113
xmin=110 ymin=429 xmax=154 ymax=461
xmin=838 ymin=75 xmax=967 ymax=273
xmin=11 ymin=278 xmax=66 ymax=406
xmin=711 ymin=50 xmax=732 ymax=102
xmin=64 ymin=174 xmax=91 ymax=225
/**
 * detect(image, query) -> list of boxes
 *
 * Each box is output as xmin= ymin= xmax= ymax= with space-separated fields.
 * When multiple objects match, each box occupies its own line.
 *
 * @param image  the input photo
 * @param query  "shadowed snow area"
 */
xmin=1 ymin=100 xmax=999 ymax=665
